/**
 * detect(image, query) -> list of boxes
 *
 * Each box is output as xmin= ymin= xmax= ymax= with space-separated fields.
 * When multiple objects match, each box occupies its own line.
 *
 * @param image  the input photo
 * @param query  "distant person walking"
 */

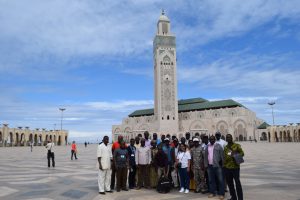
xmin=85 ymin=141 xmax=87 ymax=148
xmin=45 ymin=139 xmax=55 ymax=168
xmin=97 ymin=136 xmax=113 ymax=195
xmin=224 ymin=134 xmax=244 ymax=200
xmin=71 ymin=141 xmax=78 ymax=160
xmin=30 ymin=142 xmax=33 ymax=152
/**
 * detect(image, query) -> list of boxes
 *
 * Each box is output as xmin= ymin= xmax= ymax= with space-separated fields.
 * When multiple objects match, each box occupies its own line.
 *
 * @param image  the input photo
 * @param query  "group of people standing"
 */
xmin=97 ymin=131 xmax=244 ymax=200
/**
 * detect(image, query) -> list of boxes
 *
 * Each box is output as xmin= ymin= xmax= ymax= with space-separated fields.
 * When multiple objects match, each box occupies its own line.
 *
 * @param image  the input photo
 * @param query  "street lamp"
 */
xmin=59 ymin=108 xmax=66 ymax=132
xmin=268 ymin=101 xmax=275 ymax=125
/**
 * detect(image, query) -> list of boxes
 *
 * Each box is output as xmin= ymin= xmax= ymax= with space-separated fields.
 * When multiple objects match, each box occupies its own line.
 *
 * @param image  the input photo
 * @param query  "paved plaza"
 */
xmin=0 ymin=143 xmax=300 ymax=200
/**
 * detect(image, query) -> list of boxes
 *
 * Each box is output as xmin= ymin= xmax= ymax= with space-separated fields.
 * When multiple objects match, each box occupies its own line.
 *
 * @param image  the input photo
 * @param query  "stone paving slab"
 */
xmin=0 ymin=143 xmax=300 ymax=200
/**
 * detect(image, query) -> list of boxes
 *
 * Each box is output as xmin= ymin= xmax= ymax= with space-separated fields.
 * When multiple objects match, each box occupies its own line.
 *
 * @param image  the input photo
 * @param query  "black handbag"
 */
xmin=233 ymin=153 xmax=244 ymax=164
xmin=176 ymin=162 xmax=182 ymax=169
xmin=176 ymin=152 xmax=185 ymax=169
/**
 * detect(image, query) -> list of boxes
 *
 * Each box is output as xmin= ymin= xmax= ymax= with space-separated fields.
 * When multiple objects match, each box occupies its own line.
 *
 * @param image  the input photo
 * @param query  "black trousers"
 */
xmin=71 ymin=150 xmax=77 ymax=159
xmin=224 ymin=168 xmax=243 ymax=200
xmin=47 ymin=151 xmax=55 ymax=167
xmin=111 ymin=163 xmax=116 ymax=190
xmin=138 ymin=164 xmax=149 ymax=187
xmin=116 ymin=167 xmax=128 ymax=190
xmin=128 ymin=165 xmax=137 ymax=188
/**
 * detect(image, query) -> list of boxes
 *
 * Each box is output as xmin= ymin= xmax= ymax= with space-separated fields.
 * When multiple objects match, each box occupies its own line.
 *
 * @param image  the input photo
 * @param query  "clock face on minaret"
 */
xmin=153 ymin=11 xmax=179 ymax=133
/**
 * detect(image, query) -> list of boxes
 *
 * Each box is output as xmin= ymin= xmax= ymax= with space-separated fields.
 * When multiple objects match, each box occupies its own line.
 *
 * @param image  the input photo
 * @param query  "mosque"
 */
xmin=112 ymin=11 xmax=300 ymax=143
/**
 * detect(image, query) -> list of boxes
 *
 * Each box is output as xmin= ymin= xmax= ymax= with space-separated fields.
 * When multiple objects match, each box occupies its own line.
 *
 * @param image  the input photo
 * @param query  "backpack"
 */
xmin=156 ymin=175 xmax=171 ymax=193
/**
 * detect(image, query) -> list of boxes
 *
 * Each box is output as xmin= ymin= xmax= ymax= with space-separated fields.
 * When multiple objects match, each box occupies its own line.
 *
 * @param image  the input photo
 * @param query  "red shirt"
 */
xmin=112 ymin=142 xmax=120 ymax=151
xmin=112 ymin=141 xmax=127 ymax=152
xmin=71 ymin=143 xmax=76 ymax=151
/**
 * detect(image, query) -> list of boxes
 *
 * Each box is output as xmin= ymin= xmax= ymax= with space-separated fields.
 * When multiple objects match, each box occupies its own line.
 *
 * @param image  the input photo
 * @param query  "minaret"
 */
xmin=153 ymin=10 xmax=179 ymax=134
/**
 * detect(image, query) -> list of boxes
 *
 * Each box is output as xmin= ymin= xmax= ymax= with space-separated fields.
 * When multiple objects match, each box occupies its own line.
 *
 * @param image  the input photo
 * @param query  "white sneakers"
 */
xmin=179 ymin=188 xmax=189 ymax=194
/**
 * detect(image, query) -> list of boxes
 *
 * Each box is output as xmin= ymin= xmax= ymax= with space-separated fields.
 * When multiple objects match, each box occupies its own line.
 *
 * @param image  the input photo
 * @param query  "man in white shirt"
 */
xmin=97 ymin=136 xmax=113 ymax=195
xmin=215 ymin=132 xmax=227 ymax=149
xmin=45 ymin=139 xmax=55 ymax=168
xmin=135 ymin=138 xmax=151 ymax=189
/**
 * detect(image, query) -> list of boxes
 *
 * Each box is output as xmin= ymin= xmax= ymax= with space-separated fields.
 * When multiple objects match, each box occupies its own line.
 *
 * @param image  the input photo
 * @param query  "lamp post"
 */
xmin=59 ymin=108 xmax=66 ymax=132
xmin=268 ymin=101 xmax=275 ymax=143
xmin=268 ymin=101 xmax=275 ymax=126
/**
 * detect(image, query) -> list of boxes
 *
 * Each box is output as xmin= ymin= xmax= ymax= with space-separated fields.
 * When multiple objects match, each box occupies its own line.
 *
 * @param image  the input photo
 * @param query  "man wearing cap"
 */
xmin=190 ymin=137 xmax=206 ymax=193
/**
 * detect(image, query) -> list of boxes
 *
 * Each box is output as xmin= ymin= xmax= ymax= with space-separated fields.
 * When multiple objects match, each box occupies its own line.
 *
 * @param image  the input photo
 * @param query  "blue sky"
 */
xmin=1 ymin=0 xmax=300 ymax=141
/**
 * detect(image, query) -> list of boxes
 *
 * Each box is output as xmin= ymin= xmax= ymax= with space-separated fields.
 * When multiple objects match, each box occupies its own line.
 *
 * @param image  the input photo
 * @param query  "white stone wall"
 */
xmin=258 ymin=124 xmax=300 ymax=142
xmin=0 ymin=125 xmax=68 ymax=147
xmin=112 ymin=106 xmax=262 ymax=142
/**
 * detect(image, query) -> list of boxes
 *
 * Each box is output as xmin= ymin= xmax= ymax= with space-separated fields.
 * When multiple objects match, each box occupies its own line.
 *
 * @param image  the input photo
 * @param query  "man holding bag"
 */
xmin=224 ymin=134 xmax=244 ymax=200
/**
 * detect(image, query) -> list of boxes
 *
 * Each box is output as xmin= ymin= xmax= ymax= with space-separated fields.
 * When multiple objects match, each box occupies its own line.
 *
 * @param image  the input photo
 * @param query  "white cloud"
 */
xmin=178 ymin=53 xmax=300 ymax=96
xmin=1 ymin=0 xmax=300 ymax=73
xmin=85 ymin=100 xmax=153 ymax=111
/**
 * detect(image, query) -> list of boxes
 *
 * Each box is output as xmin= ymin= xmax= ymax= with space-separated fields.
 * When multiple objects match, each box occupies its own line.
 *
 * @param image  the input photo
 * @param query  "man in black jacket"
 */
xmin=127 ymin=138 xmax=137 ymax=189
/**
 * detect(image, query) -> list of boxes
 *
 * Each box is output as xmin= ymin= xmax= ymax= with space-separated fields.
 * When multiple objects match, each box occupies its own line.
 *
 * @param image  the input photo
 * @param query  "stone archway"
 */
xmin=20 ymin=133 xmax=25 ymax=146
xmin=58 ymin=136 xmax=61 ymax=145
xmin=0 ymin=131 xmax=2 ymax=146
xmin=287 ymin=130 xmax=291 ymax=142
xmin=39 ymin=134 xmax=42 ymax=146
xmin=279 ymin=131 xmax=283 ymax=142
xmin=189 ymin=120 xmax=205 ymax=131
xmin=29 ymin=133 xmax=33 ymax=144
xmin=234 ymin=119 xmax=247 ymax=141
xmin=239 ymin=134 xmax=243 ymax=141
xmin=44 ymin=135 xmax=49 ymax=145
xmin=34 ymin=134 xmax=38 ymax=146
xmin=274 ymin=132 xmax=279 ymax=142
xmin=15 ymin=133 xmax=19 ymax=146
xmin=261 ymin=132 xmax=267 ymax=141
xmin=65 ymin=136 xmax=68 ymax=145
xmin=9 ymin=132 xmax=13 ymax=146
xmin=216 ymin=120 xmax=228 ymax=136
xmin=293 ymin=130 xmax=297 ymax=142
xmin=53 ymin=135 xmax=56 ymax=145
xmin=283 ymin=131 xmax=287 ymax=142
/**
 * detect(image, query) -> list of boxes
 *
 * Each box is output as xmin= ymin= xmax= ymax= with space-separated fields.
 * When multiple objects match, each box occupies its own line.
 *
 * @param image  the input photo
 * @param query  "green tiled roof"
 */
xmin=178 ymin=99 xmax=244 ymax=112
xmin=128 ymin=108 xmax=154 ymax=117
xmin=128 ymin=98 xmax=245 ymax=117
xmin=257 ymin=122 xmax=270 ymax=129
xmin=178 ymin=97 xmax=208 ymax=105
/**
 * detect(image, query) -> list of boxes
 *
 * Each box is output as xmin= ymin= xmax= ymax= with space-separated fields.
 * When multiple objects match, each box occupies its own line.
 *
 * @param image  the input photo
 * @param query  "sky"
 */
xmin=1 ymin=0 xmax=300 ymax=142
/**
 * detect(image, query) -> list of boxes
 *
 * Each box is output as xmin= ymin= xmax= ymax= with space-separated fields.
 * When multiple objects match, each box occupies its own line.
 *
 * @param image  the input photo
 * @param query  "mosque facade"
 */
xmin=112 ymin=11 xmax=270 ymax=142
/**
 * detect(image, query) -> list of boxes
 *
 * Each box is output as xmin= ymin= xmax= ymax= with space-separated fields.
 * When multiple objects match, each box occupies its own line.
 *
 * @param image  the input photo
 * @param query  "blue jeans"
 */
xmin=178 ymin=168 xmax=190 ymax=189
xmin=207 ymin=165 xmax=224 ymax=195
